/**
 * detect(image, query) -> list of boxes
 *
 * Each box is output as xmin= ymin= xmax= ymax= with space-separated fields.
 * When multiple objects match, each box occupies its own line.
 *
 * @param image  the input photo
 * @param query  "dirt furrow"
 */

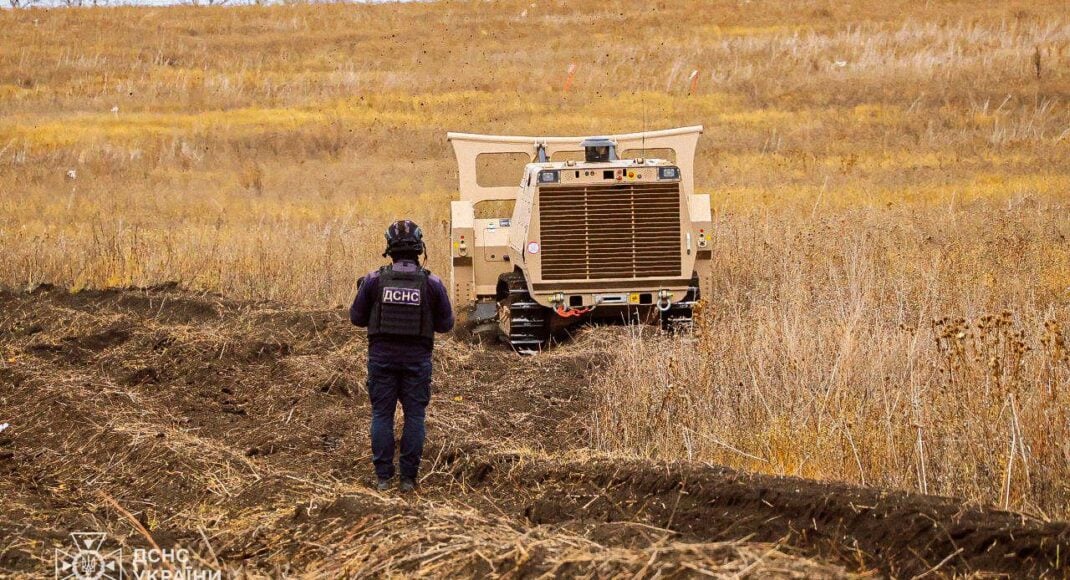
xmin=2 ymin=286 xmax=1067 ymax=577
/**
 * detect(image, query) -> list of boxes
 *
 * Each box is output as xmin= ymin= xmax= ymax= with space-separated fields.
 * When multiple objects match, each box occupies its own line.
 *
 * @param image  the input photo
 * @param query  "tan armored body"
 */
xmin=447 ymin=126 xmax=712 ymax=351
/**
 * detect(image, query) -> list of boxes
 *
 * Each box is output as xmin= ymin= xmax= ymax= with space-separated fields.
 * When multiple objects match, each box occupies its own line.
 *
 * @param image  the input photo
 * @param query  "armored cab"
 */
xmin=447 ymin=126 xmax=712 ymax=351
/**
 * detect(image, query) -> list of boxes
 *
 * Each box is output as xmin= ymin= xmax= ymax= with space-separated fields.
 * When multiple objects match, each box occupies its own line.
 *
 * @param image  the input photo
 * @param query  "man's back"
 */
xmin=350 ymin=259 xmax=454 ymax=362
xmin=354 ymin=220 xmax=452 ymax=491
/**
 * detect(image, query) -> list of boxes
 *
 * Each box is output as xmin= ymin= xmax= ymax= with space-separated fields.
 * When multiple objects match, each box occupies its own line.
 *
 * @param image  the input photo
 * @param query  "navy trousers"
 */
xmin=366 ymin=359 xmax=432 ymax=480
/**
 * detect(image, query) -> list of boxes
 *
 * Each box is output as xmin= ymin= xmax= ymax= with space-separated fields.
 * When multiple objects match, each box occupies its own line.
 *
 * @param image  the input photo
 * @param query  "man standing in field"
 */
xmin=350 ymin=220 xmax=454 ymax=492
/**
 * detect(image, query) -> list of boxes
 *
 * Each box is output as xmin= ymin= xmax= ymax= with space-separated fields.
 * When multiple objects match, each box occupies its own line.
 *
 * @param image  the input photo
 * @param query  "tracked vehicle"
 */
xmin=447 ymin=126 xmax=712 ymax=351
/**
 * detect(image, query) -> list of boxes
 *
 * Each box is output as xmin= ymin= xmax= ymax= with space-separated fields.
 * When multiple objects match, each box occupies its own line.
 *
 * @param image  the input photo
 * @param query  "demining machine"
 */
xmin=447 ymin=126 xmax=712 ymax=352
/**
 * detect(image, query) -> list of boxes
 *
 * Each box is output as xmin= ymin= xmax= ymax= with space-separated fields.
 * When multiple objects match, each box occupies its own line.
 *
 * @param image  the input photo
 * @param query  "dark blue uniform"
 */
xmin=350 ymin=259 xmax=454 ymax=481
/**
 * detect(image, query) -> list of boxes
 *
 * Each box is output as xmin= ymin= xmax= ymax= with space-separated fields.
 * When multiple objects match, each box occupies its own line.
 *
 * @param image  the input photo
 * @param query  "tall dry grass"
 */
xmin=1 ymin=0 xmax=1069 ymax=515
xmin=2 ymin=1 xmax=1069 ymax=303
xmin=592 ymin=201 xmax=1070 ymax=518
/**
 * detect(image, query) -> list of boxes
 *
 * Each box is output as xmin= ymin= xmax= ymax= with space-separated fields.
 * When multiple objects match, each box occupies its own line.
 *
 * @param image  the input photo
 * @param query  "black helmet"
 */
xmin=383 ymin=219 xmax=425 ymax=257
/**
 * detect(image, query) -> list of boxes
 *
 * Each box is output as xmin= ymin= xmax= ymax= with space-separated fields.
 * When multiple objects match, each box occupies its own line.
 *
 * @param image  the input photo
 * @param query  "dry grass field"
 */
xmin=2 ymin=0 xmax=1070 ymax=574
xmin=2 ymin=0 xmax=1068 ymax=303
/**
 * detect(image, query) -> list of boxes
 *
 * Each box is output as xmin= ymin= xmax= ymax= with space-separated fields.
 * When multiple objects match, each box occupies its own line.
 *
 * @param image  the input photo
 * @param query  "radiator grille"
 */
xmin=538 ymin=182 xmax=682 ymax=280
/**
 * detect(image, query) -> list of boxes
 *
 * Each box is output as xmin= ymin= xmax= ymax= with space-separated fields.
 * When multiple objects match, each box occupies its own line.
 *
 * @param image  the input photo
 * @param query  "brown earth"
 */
xmin=0 ymin=286 xmax=1067 ymax=578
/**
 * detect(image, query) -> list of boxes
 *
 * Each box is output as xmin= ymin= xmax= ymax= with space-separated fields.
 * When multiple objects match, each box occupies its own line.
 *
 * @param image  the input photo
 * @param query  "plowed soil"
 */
xmin=1 ymin=286 xmax=1067 ymax=578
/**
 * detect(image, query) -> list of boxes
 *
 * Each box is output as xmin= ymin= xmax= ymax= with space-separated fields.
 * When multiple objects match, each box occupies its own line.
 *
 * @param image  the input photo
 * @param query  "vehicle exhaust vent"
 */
xmin=538 ymin=182 xmax=682 ymax=280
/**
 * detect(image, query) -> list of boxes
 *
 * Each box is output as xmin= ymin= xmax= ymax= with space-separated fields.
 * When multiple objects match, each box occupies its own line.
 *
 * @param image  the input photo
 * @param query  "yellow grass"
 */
xmin=1 ymin=0 xmax=1069 ymax=516
xmin=592 ymin=206 xmax=1070 ymax=518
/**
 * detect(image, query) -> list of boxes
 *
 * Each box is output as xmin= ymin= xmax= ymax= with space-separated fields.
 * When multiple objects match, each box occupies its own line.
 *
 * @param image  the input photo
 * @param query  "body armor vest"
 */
xmin=368 ymin=266 xmax=435 ymax=341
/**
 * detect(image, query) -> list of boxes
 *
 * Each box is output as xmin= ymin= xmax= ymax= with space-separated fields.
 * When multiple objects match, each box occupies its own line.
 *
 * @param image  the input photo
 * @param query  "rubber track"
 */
xmin=499 ymin=272 xmax=551 ymax=352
